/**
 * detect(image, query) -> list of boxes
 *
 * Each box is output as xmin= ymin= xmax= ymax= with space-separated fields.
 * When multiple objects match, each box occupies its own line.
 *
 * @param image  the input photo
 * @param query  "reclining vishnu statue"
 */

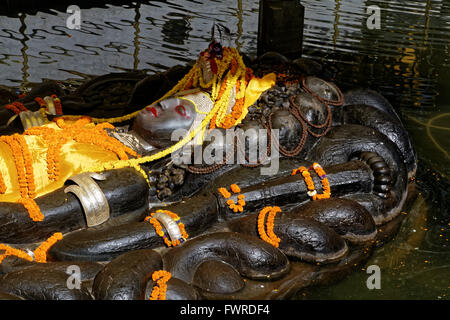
xmin=0 ymin=40 xmax=417 ymax=300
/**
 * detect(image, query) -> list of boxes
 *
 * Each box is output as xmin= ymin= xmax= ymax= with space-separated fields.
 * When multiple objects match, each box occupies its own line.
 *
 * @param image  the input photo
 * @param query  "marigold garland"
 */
xmin=144 ymin=210 xmax=188 ymax=247
xmin=0 ymin=134 xmax=44 ymax=220
xmin=149 ymin=270 xmax=171 ymax=300
xmin=34 ymin=95 xmax=63 ymax=115
xmin=257 ymin=206 xmax=282 ymax=247
xmin=13 ymin=134 xmax=36 ymax=198
xmin=0 ymin=232 xmax=63 ymax=264
xmin=218 ymin=184 xmax=245 ymax=212
xmin=33 ymin=232 xmax=63 ymax=263
xmin=310 ymin=163 xmax=331 ymax=200
xmin=131 ymin=164 xmax=150 ymax=187
xmin=5 ymin=104 xmax=20 ymax=115
xmin=0 ymin=135 xmax=29 ymax=199
xmin=0 ymin=244 xmax=33 ymax=264
xmin=292 ymin=163 xmax=331 ymax=201
xmin=17 ymin=198 xmax=44 ymax=222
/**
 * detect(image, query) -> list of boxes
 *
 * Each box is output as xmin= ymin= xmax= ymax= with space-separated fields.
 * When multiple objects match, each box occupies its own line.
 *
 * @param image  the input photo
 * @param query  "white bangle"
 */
xmin=307 ymin=190 xmax=317 ymax=197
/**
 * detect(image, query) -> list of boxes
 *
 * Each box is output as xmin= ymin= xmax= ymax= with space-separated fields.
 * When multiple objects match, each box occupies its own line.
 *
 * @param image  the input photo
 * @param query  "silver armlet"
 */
xmin=64 ymin=172 xmax=110 ymax=227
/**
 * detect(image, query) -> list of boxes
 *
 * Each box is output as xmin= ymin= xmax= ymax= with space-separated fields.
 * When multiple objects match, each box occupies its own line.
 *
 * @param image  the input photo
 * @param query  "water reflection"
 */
xmin=0 ymin=0 xmax=448 ymax=299
xmin=161 ymin=14 xmax=192 ymax=45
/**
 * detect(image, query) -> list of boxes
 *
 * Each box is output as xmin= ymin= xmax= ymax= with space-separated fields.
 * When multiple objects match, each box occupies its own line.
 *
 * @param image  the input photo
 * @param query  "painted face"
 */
xmin=133 ymin=97 xmax=195 ymax=148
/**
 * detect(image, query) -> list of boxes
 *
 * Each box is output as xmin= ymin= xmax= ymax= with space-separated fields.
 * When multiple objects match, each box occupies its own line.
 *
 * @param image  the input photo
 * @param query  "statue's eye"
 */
xmin=175 ymin=105 xmax=188 ymax=118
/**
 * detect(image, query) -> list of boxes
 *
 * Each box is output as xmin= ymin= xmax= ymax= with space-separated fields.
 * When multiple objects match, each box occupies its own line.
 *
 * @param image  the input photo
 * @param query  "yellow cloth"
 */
xmin=244 ymin=73 xmax=276 ymax=109
xmin=0 ymin=122 xmax=121 ymax=203
xmin=233 ymin=72 xmax=276 ymax=124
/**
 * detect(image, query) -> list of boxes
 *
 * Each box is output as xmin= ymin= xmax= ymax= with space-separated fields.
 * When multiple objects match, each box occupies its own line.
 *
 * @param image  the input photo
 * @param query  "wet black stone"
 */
xmin=289 ymin=198 xmax=377 ymax=242
xmin=228 ymin=214 xmax=348 ymax=264
xmin=92 ymin=249 xmax=162 ymax=300
xmin=163 ymin=232 xmax=290 ymax=282
xmin=0 ymin=264 xmax=93 ymax=300
xmin=145 ymin=276 xmax=200 ymax=300
xmin=192 ymin=260 xmax=244 ymax=294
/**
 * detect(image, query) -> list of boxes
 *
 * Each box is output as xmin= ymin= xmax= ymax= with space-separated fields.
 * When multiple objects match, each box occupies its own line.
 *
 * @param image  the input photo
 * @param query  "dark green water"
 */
xmin=0 ymin=0 xmax=448 ymax=299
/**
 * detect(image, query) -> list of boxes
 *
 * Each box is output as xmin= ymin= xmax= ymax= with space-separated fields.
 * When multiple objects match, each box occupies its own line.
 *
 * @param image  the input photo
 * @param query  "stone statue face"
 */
xmin=133 ymin=97 xmax=195 ymax=148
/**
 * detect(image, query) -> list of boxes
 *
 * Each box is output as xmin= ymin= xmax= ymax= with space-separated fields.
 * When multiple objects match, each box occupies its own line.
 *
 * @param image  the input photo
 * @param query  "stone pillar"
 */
xmin=257 ymin=0 xmax=305 ymax=59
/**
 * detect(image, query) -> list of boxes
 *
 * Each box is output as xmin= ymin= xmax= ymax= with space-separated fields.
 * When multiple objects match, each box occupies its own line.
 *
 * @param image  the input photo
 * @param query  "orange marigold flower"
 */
xmin=149 ymin=270 xmax=171 ymax=300
xmin=33 ymin=232 xmax=63 ymax=263
xmin=17 ymin=198 xmax=44 ymax=222
xmin=257 ymin=206 xmax=282 ymax=247
xmin=218 ymin=187 xmax=231 ymax=199
xmin=230 ymin=184 xmax=240 ymax=193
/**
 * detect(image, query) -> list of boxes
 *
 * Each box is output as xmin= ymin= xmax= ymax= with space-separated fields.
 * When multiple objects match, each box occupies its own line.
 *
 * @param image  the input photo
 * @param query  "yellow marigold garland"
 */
xmin=149 ymin=270 xmax=171 ymax=300
xmin=257 ymin=206 xmax=282 ymax=248
xmin=131 ymin=164 xmax=150 ymax=187
xmin=56 ymin=47 xmax=249 ymax=131
xmin=80 ymin=48 xmax=255 ymax=176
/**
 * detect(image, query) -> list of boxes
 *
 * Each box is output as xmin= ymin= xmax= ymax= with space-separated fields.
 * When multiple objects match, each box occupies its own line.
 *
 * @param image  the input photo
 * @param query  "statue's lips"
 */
xmin=145 ymin=106 xmax=159 ymax=117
